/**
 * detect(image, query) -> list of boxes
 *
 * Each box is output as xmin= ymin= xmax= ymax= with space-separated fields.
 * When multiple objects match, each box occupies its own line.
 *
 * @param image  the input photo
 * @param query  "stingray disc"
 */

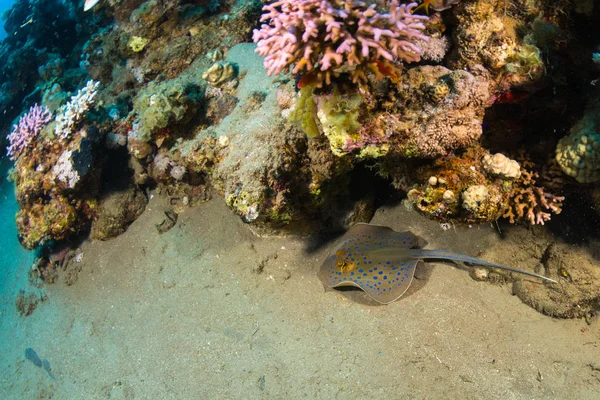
xmin=319 ymin=224 xmax=420 ymax=304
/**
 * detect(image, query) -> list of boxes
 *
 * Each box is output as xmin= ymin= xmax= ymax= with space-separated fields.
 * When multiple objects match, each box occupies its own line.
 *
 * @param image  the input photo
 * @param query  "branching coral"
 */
xmin=10 ymin=84 xmax=105 ymax=249
xmin=504 ymin=169 xmax=564 ymax=225
xmin=6 ymin=104 xmax=52 ymax=160
xmin=253 ymin=0 xmax=429 ymax=86
xmin=54 ymin=80 xmax=100 ymax=140
xmin=401 ymin=148 xmax=563 ymax=226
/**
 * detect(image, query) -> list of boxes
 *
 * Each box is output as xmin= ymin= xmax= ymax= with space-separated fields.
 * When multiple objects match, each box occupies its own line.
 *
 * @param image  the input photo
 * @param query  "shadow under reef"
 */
xmin=544 ymin=189 xmax=600 ymax=250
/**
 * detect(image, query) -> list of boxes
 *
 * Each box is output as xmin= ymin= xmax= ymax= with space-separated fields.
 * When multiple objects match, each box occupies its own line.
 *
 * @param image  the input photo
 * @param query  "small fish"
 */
xmin=371 ymin=60 xmax=400 ymax=82
xmin=296 ymin=70 xmax=319 ymax=90
xmin=413 ymin=0 xmax=460 ymax=14
xmin=413 ymin=0 xmax=434 ymax=14
xmin=319 ymin=223 xmax=556 ymax=304
xmin=494 ymin=90 xmax=532 ymax=105
xmin=25 ymin=348 xmax=55 ymax=381
xmin=25 ymin=348 xmax=42 ymax=368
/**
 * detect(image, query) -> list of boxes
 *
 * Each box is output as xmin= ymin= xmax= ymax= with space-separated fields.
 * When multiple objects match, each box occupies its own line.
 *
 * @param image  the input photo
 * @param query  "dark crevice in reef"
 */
xmin=546 ymin=191 xmax=600 ymax=246
xmin=99 ymin=147 xmax=140 ymax=195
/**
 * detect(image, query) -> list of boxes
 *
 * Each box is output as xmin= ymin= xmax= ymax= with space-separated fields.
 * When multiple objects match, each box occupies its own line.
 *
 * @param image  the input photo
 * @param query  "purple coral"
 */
xmin=6 ymin=104 xmax=53 ymax=160
xmin=253 ymin=0 xmax=429 ymax=85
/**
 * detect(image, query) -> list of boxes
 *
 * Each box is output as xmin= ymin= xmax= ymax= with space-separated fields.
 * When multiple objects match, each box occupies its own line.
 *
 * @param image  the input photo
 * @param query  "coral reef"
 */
xmin=482 ymin=152 xmax=521 ymax=179
xmin=253 ymin=0 xmax=429 ymax=86
xmin=403 ymin=148 xmax=563 ymax=225
xmin=0 ymin=0 xmax=97 ymax=141
xmin=202 ymin=62 xmax=238 ymax=87
xmin=9 ymin=83 xmax=105 ymax=249
xmin=1 ymin=0 xmax=597 ymax=299
xmin=129 ymin=77 xmax=203 ymax=145
xmin=81 ymin=0 xmax=261 ymax=88
xmin=297 ymin=65 xmax=490 ymax=159
xmin=503 ymin=167 xmax=564 ymax=225
xmin=54 ymin=81 xmax=101 ymax=140
xmin=15 ymin=290 xmax=41 ymax=317
xmin=555 ymin=101 xmax=600 ymax=183
xmin=6 ymin=105 xmax=53 ymax=160
xmin=198 ymin=44 xmax=311 ymax=225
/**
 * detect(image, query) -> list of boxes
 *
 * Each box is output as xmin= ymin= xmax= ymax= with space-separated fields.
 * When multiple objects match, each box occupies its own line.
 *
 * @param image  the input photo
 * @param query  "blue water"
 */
xmin=0 ymin=158 xmax=38 ymax=390
xmin=0 ymin=158 xmax=35 ymax=294
xmin=0 ymin=0 xmax=14 ymax=40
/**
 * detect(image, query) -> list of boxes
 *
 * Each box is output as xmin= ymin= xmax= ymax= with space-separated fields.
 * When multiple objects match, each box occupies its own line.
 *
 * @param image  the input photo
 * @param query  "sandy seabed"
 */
xmin=1 ymin=167 xmax=599 ymax=399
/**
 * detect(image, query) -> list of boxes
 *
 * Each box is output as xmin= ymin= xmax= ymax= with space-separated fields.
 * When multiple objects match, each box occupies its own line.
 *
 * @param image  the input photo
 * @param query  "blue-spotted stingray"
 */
xmin=319 ymin=223 xmax=556 ymax=304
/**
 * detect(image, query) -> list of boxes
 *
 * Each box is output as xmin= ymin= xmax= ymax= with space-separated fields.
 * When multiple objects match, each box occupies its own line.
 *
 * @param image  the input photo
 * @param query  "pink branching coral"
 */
xmin=6 ymin=104 xmax=53 ymax=160
xmin=253 ymin=0 xmax=429 ymax=86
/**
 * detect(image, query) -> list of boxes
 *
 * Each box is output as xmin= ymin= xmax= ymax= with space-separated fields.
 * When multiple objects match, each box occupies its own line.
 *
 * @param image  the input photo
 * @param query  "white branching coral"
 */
xmin=54 ymin=80 xmax=100 ymax=140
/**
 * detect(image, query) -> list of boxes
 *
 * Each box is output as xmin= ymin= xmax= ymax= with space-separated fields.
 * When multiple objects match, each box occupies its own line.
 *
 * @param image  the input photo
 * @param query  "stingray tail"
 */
xmin=408 ymin=249 xmax=557 ymax=283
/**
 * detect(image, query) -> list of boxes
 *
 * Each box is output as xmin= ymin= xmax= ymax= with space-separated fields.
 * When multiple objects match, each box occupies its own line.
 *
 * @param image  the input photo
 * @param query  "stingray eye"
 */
xmin=336 ymin=260 xmax=355 ymax=273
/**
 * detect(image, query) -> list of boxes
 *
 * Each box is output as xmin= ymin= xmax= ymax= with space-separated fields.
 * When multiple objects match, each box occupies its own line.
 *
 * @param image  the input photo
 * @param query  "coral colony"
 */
xmin=253 ymin=0 xmax=429 ymax=86
xmin=6 ymin=105 xmax=52 ymax=160
xmin=1 ymin=0 xmax=597 ymax=252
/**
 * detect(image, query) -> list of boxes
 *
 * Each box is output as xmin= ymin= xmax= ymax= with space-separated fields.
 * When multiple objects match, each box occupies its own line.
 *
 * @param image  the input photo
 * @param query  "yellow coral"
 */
xmin=202 ymin=62 xmax=237 ymax=87
xmin=289 ymin=87 xmax=321 ymax=138
xmin=555 ymin=112 xmax=600 ymax=183
xmin=128 ymin=36 xmax=150 ymax=52
xmin=316 ymin=89 xmax=363 ymax=156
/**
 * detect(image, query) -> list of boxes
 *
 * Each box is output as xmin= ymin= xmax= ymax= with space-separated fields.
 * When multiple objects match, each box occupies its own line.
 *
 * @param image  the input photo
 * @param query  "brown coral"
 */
xmin=503 ymin=168 xmax=564 ymax=225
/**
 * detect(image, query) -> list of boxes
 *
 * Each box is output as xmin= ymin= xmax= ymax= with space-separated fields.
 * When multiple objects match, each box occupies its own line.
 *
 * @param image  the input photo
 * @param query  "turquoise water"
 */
xmin=0 ymin=158 xmax=38 ymax=395
xmin=0 ymin=0 xmax=13 ymax=40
